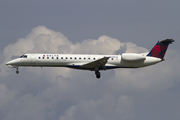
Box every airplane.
[6,39,174,78]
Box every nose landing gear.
[16,68,19,74]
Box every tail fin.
[147,39,175,59]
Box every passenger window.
[43,57,45,59]
[79,57,81,59]
[75,57,77,59]
[39,57,41,59]
[93,58,95,60]
[84,58,86,60]
[66,57,68,59]
[61,57,63,59]
[52,57,54,59]
[56,57,58,59]
[88,58,90,60]
[112,58,113,60]
[70,57,72,59]
[47,57,49,59]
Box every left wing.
[81,57,110,69]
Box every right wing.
[81,57,110,69]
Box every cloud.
[0,26,180,120]
[73,35,124,54]
[59,94,135,120]
[125,42,148,53]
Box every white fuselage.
[6,53,162,71]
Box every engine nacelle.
[121,53,146,61]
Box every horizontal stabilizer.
[159,39,175,44]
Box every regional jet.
[6,39,174,78]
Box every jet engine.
[121,53,146,61]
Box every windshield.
[20,55,27,58]
[20,55,24,58]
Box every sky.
[0,0,180,120]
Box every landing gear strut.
[95,71,101,79]
[16,68,19,74]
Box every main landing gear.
[95,71,101,79]
[16,67,19,74]
[94,67,101,79]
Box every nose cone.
[6,58,21,66]
[6,60,16,65]
[6,61,10,65]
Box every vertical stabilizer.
[147,39,174,59]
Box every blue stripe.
[65,65,120,70]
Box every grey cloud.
[0,84,18,116]
[59,94,135,120]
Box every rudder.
[147,39,174,59]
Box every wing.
[81,57,110,70]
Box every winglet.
[147,39,174,59]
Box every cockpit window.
[20,55,27,58]
[20,55,24,58]
[23,55,27,58]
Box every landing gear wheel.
[16,68,19,74]
[95,71,101,79]
[96,74,100,79]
